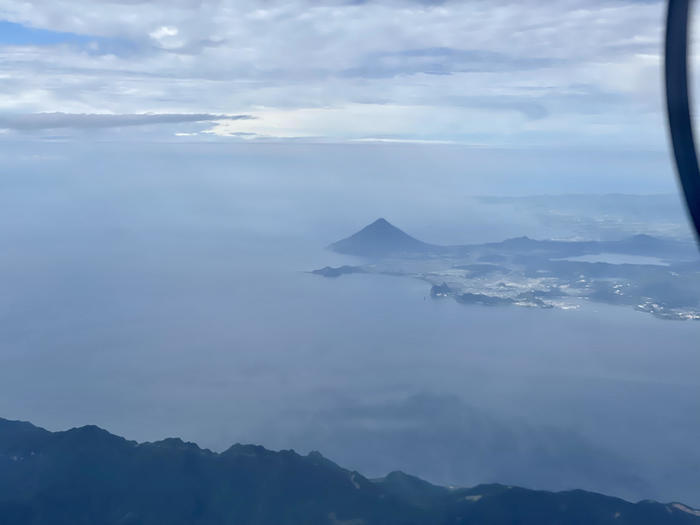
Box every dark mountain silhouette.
[311,265,366,278]
[330,218,437,257]
[329,220,697,260]
[1,418,700,525]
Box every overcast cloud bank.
[0,0,673,145]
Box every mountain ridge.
[1,417,699,525]
[328,219,697,259]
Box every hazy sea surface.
[1,143,699,505]
[2,230,700,503]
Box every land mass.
[1,417,700,525]
[314,219,700,320]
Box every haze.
[1,0,700,512]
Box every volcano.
[329,218,438,257]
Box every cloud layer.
[0,112,252,130]
[0,0,671,145]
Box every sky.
[0,0,678,148]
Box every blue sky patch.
[0,20,136,55]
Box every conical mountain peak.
[330,218,437,257]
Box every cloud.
[0,0,669,145]
[149,26,178,41]
[0,112,254,131]
[148,25,186,50]
[341,48,561,79]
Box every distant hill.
[2,418,700,525]
[330,218,438,257]
[311,265,366,278]
[329,220,697,260]
[483,234,695,258]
